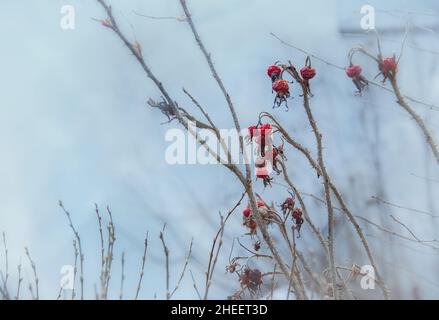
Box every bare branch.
[24,247,39,300]
[134,232,148,300]
[59,201,84,299]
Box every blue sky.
[1,0,439,299]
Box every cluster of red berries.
[266,58,317,110]
[345,55,397,93]
[281,196,304,236]
[267,64,291,109]
[242,200,265,235]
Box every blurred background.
[0,0,438,299]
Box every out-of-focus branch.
[204,192,245,300]
[24,247,39,300]
[59,201,84,299]
[159,225,170,300]
[170,238,193,299]
[134,233,148,300]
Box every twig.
[24,247,39,300]
[357,215,439,250]
[59,201,84,299]
[350,36,439,165]
[159,225,170,300]
[389,215,421,242]
[389,74,439,164]
[132,10,186,22]
[263,112,390,299]
[189,270,202,300]
[278,160,329,256]
[100,205,116,299]
[268,264,277,300]
[170,238,193,299]
[95,0,292,289]
[372,195,439,218]
[71,240,78,300]
[94,203,105,289]
[203,192,245,300]
[134,232,148,300]
[281,63,338,299]
[15,260,23,300]
[119,252,125,300]
[1,232,9,299]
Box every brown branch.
[177,5,291,282]
[96,0,297,293]
[389,75,439,164]
[350,41,439,165]
[278,160,329,256]
[281,64,338,299]
[262,112,390,299]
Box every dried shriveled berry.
[272,79,290,94]
[300,66,316,80]
[240,267,263,292]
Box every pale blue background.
[0,0,438,299]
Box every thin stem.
[134,233,148,300]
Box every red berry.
[272,79,289,93]
[300,66,316,80]
[284,197,294,206]
[292,208,302,220]
[267,65,282,79]
[346,64,362,79]
[243,207,252,218]
[381,57,397,76]
[257,200,265,208]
